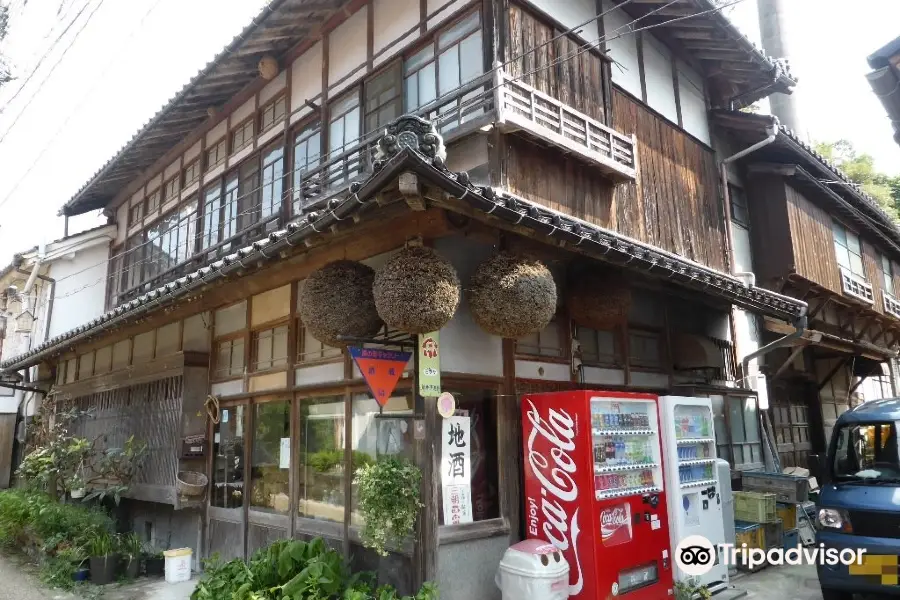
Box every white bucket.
[163,548,192,583]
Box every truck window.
[832,422,900,481]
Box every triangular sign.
[349,346,411,407]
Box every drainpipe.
[741,314,808,388]
[21,242,45,300]
[15,269,56,348]
[721,117,780,273]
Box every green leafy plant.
[87,532,115,557]
[354,457,423,557]
[674,577,712,600]
[122,532,142,560]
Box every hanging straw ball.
[468,252,557,338]
[566,267,632,330]
[373,246,460,334]
[298,260,383,346]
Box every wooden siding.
[863,240,887,316]
[506,3,607,123]
[784,184,841,294]
[746,174,792,288]
[503,88,726,270]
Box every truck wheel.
[820,588,852,600]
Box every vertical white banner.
[441,416,473,525]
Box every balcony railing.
[884,290,900,319]
[840,268,874,305]
[493,68,637,181]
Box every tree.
[0,2,10,88]
[815,139,900,223]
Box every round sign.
[437,392,456,418]
[674,535,716,577]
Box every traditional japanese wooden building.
[0,0,808,597]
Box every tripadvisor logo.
[675,535,867,574]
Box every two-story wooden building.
[0,0,805,596]
[715,110,900,469]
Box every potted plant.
[87,533,119,585]
[143,545,165,576]
[354,456,423,556]
[58,545,89,582]
[68,473,86,499]
[674,577,711,600]
[120,533,142,579]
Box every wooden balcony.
[493,68,637,181]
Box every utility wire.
[0,0,106,143]
[27,0,747,307]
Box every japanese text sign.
[349,347,411,407]
[417,331,441,397]
[441,416,473,525]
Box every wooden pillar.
[413,361,440,587]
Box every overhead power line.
[28,0,748,308]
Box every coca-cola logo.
[600,507,628,539]
[525,399,584,597]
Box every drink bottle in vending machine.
[523,390,674,600]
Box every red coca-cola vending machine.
[522,390,674,599]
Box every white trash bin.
[496,539,570,600]
[163,548,192,583]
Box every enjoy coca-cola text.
[525,399,585,597]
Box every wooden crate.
[777,503,798,529]
[742,472,809,503]
[734,491,778,523]
[763,519,784,550]
[735,521,767,572]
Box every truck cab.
[811,398,900,599]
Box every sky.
[0,0,898,268]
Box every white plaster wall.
[46,243,111,340]
[677,60,709,144]
[259,71,287,105]
[329,7,368,93]
[426,0,468,29]
[374,0,419,58]
[603,4,641,98]
[642,35,677,123]
[164,158,180,180]
[206,119,228,145]
[434,237,504,378]
[184,140,201,163]
[291,42,324,120]
[231,98,256,126]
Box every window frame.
[231,117,255,154]
[213,332,247,381]
[259,94,287,133]
[515,314,568,361]
[295,316,342,366]
[712,394,765,471]
[145,187,161,216]
[250,319,291,373]
[833,220,866,279]
[128,202,143,228]
[183,159,201,187]
[291,118,323,213]
[364,61,403,136]
[206,137,227,171]
[163,174,180,202]
[881,253,894,294]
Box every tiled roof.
[0,118,807,373]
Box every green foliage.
[354,457,423,557]
[307,450,374,474]
[815,139,900,223]
[191,538,438,600]
[674,577,711,600]
[122,532,143,559]
[87,532,116,557]
[0,3,10,87]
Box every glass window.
[327,91,362,188]
[833,221,865,278]
[183,159,200,186]
[250,400,291,514]
[404,45,437,111]
[260,95,287,132]
[212,405,246,509]
[124,236,143,291]
[260,144,284,220]
[238,158,260,231]
[629,330,662,370]
[365,63,402,135]
[145,189,161,215]
[293,122,322,212]
[207,138,227,170]
[350,393,415,527]
[202,182,223,250]
[577,327,621,366]
[253,324,289,371]
[222,172,239,241]
[176,199,198,263]
[437,389,500,525]
[882,254,893,292]
[832,422,900,482]
[713,395,763,469]
[232,119,254,153]
[297,320,341,363]
[164,175,180,201]
[215,338,245,378]
[517,317,563,357]
[297,395,347,522]
[128,203,142,227]
[730,185,749,229]
[65,357,77,384]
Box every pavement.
[736,563,823,599]
[0,553,195,600]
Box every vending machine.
[522,390,674,600]
[659,395,729,592]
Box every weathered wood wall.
[784,183,841,294]
[503,88,726,270]
[745,174,792,288]
[862,240,887,316]
[506,3,607,123]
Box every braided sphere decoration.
[297,260,383,346]
[373,246,461,334]
[468,252,557,338]
[566,267,632,330]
